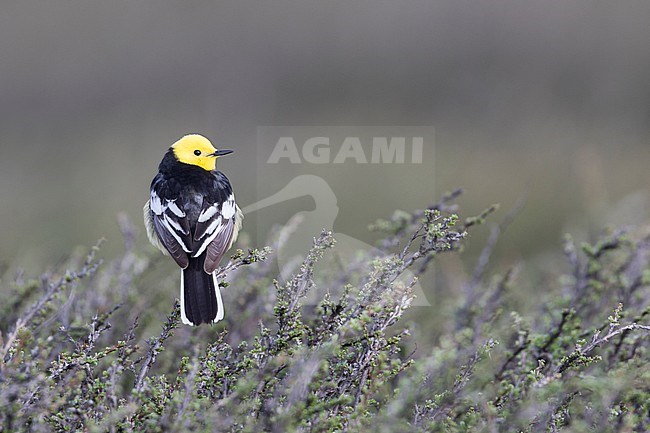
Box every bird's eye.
[194,150,201,156]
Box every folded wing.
[194,193,237,273]
[149,190,191,268]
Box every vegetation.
[1,191,649,432]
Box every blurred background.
[1,1,649,282]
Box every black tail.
[180,254,224,326]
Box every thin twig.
[134,301,180,392]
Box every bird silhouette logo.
[243,175,431,306]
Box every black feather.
[182,253,219,325]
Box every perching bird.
[144,134,242,326]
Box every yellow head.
[171,134,233,171]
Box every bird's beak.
[211,149,233,157]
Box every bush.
[1,192,649,432]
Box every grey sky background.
[1,1,649,265]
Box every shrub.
[1,192,649,432]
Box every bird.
[144,134,243,326]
